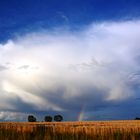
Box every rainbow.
[77,105,85,121]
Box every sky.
[0,0,140,121]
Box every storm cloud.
[0,20,140,121]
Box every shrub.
[54,115,63,122]
[135,117,140,120]
[28,115,36,122]
[44,116,52,122]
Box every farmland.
[0,120,140,140]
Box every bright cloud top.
[0,20,140,121]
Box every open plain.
[0,120,140,140]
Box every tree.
[54,115,63,122]
[44,116,52,122]
[135,117,140,120]
[28,115,37,122]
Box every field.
[0,120,140,140]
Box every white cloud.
[0,20,140,120]
[0,111,26,121]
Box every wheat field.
[0,120,140,140]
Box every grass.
[0,120,140,140]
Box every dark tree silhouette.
[28,115,36,122]
[44,116,52,122]
[135,117,140,120]
[54,115,63,122]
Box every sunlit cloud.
[0,20,140,121]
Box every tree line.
[28,115,63,122]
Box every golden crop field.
[0,120,140,140]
